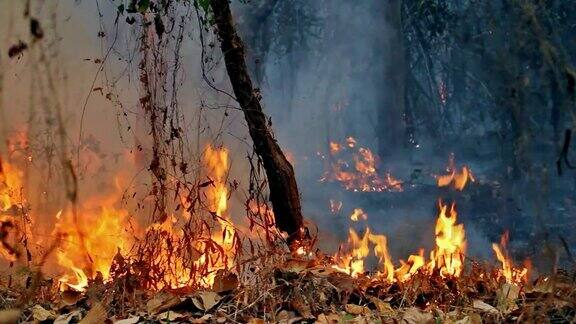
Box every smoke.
[0,0,559,274]
[248,0,497,262]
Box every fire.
[0,158,24,214]
[321,137,402,192]
[437,154,475,190]
[0,159,25,262]
[349,208,367,222]
[145,144,238,290]
[333,201,466,282]
[333,228,394,279]
[204,145,234,246]
[432,200,466,277]
[55,207,132,291]
[492,232,529,284]
[394,249,426,282]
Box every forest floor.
[1,254,575,324]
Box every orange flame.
[433,200,466,277]
[492,231,529,284]
[437,155,475,190]
[55,207,132,291]
[333,228,394,280]
[333,201,466,281]
[0,159,25,262]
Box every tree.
[208,0,306,246]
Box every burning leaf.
[191,291,221,312]
[0,309,20,324]
[31,305,56,321]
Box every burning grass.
[0,144,574,323]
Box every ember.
[320,137,403,192]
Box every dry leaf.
[315,313,340,324]
[54,310,83,324]
[212,270,238,293]
[146,292,182,315]
[61,289,83,305]
[191,291,221,311]
[455,313,482,324]
[191,314,213,323]
[157,311,186,322]
[344,304,370,316]
[496,283,519,312]
[368,296,394,315]
[114,316,140,324]
[79,302,107,324]
[31,305,56,321]
[402,307,434,324]
[472,299,498,314]
[247,318,265,324]
[0,309,20,324]
[282,259,309,273]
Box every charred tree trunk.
[209,0,305,245]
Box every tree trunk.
[209,0,305,245]
[378,0,406,158]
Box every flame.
[333,201,466,281]
[333,228,394,280]
[0,159,25,262]
[204,145,234,246]
[322,137,402,192]
[437,155,475,190]
[492,232,529,284]
[0,159,24,214]
[349,208,367,222]
[394,249,426,282]
[433,200,466,277]
[55,207,132,291]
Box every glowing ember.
[321,137,402,192]
[492,231,529,284]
